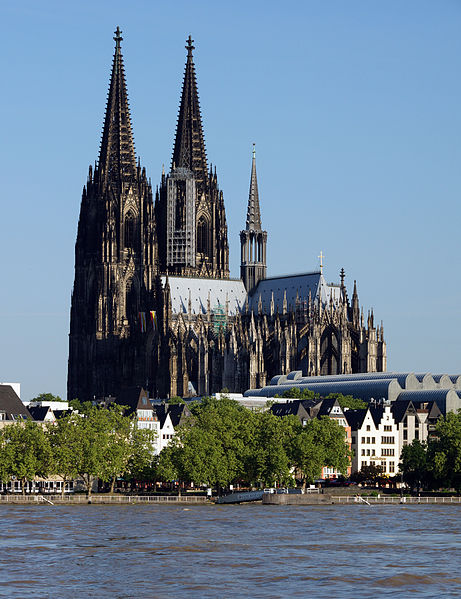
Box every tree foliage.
[281,387,320,400]
[429,412,461,492]
[159,397,252,491]
[0,405,156,496]
[291,417,351,487]
[0,421,52,494]
[167,396,186,405]
[325,393,367,410]
[157,396,351,493]
[399,439,430,492]
[351,464,385,485]
[30,392,64,403]
[397,413,461,492]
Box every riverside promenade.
[0,494,209,505]
[2,493,460,506]
[262,493,461,505]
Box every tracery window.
[197,216,209,254]
[125,212,134,249]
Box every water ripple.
[0,504,460,598]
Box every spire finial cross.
[186,35,195,57]
[318,251,325,273]
[252,143,256,159]
[114,26,123,49]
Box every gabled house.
[109,387,160,446]
[0,385,32,426]
[415,401,442,441]
[346,404,399,476]
[152,403,193,453]
[390,400,426,449]
[270,400,310,425]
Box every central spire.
[246,144,262,230]
[171,36,208,187]
[98,27,137,186]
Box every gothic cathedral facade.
[67,29,386,402]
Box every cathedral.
[67,29,386,402]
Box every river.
[0,504,460,598]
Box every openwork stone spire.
[246,144,262,230]
[98,27,137,185]
[171,36,208,187]
[240,145,267,292]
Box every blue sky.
[1,0,460,400]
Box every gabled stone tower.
[67,28,156,402]
[240,145,267,292]
[155,36,229,279]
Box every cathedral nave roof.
[249,271,341,314]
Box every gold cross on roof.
[318,251,325,273]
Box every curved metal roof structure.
[397,389,460,415]
[270,372,420,391]
[245,379,402,403]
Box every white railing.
[336,495,461,504]
[0,494,209,504]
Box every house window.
[382,436,395,444]
[366,425,371,431]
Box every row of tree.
[0,397,352,496]
[400,412,461,493]
[0,403,156,497]
[156,396,351,492]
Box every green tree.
[0,421,52,494]
[30,392,64,403]
[399,439,429,493]
[281,387,319,400]
[159,396,252,494]
[125,427,158,483]
[49,404,157,496]
[351,464,384,486]
[167,396,186,405]
[325,393,367,410]
[47,415,82,498]
[429,412,461,492]
[249,412,297,487]
[290,417,350,489]
[59,404,132,498]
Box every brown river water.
[0,504,460,598]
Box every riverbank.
[2,493,461,505]
[0,494,209,505]
[263,493,461,505]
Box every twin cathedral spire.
[68,28,263,400]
